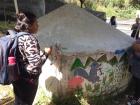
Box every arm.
[23,35,47,76]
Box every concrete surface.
[37,4,134,53]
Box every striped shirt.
[17,33,47,76]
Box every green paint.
[71,58,84,71]
[71,54,124,71]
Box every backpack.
[0,30,28,85]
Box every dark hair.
[15,11,37,32]
[22,11,36,25]
[110,16,116,26]
[110,16,116,22]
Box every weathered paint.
[34,49,131,104]
[34,4,134,104]
[68,50,131,95]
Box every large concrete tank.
[35,4,134,103]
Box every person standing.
[131,18,140,40]
[10,11,51,105]
[110,16,117,28]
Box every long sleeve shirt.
[17,33,47,77]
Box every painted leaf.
[71,58,84,71]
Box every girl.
[12,11,51,105]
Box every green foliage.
[131,0,140,6]
[135,4,140,8]
[51,93,81,105]
[84,0,97,10]
[95,0,131,8]
[83,0,139,19]
[51,87,89,105]
[33,81,133,105]
[0,21,15,33]
[34,80,134,105]
[34,87,51,105]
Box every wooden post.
[14,0,19,14]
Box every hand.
[44,47,52,55]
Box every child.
[12,11,52,105]
[131,18,140,40]
[110,16,117,28]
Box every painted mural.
[38,48,131,100]
[35,4,134,104]
[65,49,131,95]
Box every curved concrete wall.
[34,4,134,104]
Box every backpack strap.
[16,32,29,37]
[8,30,16,37]
[8,30,29,38]
[9,30,30,55]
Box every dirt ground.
[0,79,135,105]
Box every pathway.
[107,19,135,36]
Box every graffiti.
[68,51,130,95]
[71,58,85,71]
[37,49,130,98]
[71,51,127,72]
[68,76,84,89]
[74,61,101,83]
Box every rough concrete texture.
[37,4,134,53]
[34,4,135,104]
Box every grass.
[0,21,15,34]
[33,81,134,105]
[34,87,52,105]
[0,85,14,105]
[0,82,134,105]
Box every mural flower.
[68,76,84,89]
